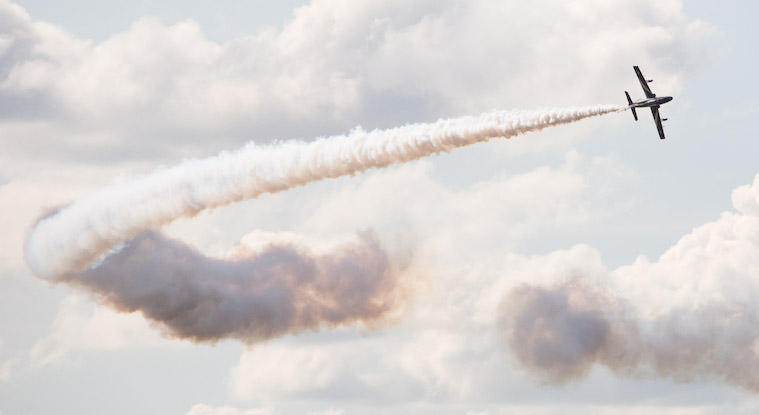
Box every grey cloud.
[24,106,618,345]
[67,230,407,344]
[0,2,70,121]
[500,279,640,385]
[500,279,759,393]
[497,175,759,393]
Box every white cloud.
[0,358,15,381]
[614,175,759,315]
[299,155,586,250]
[0,0,736,413]
[185,404,272,415]
[307,409,344,415]
[225,245,608,404]
[0,0,712,162]
[732,174,759,217]
[229,331,462,403]
[0,338,16,382]
[230,343,343,399]
[29,294,184,368]
[496,174,759,392]
[227,172,759,403]
[460,404,756,415]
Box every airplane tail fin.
[625,91,638,121]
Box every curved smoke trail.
[25,105,622,343]
[27,105,621,279]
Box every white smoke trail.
[24,105,622,344]
[26,105,622,280]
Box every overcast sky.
[2,1,759,414]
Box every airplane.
[625,66,673,139]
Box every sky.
[1,0,759,414]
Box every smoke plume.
[26,106,621,343]
[67,231,406,344]
[26,106,621,280]
[500,279,759,392]
[500,279,640,384]
[499,175,759,393]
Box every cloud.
[0,0,731,411]
[0,0,711,162]
[220,150,628,403]
[185,404,272,415]
[22,106,620,350]
[0,338,17,381]
[499,279,638,384]
[28,294,177,367]
[230,343,343,399]
[68,230,409,344]
[298,149,638,261]
[229,333,438,403]
[226,248,602,404]
[0,358,16,382]
[307,410,345,415]
[0,0,88,119]
[498,174,759,392]
[732,174,759,217]
[226,172,759,403]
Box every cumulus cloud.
[230,343,343,398]
[0,339,17,381]
[22,105,619,349]
[28,294,176,367]
[185,404,272,415]
[0,0,731,411]
[218,151,633,402]
[226,173,759,402]
[0,0,710,162]
[498,174,759,392]
[229,333,436,403]
[0,359,13,381]
[307,410,344,415]
[300,149,635,252]
[732,174,759,217]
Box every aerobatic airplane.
[625,66,673,139]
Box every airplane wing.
[651,106,666,139]
[634,66,656,98]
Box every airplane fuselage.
[624,66,672,139]
[630,96,673,108]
